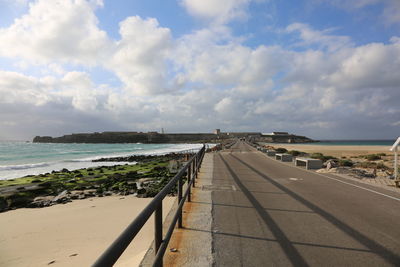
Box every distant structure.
[271,132,289,135]
[33,130,315,144]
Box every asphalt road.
[211,141,400,266]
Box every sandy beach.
[0,195,175,267]
[261,143,393,158]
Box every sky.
[0,0,399,141]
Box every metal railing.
[92,145,206,267]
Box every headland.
[33,130,315,144]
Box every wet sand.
[0,196,175,267]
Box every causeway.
[164,141,400,266]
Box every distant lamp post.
[390,137,400,184]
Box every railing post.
[178,175,183,228]
[188,164,191,202]
[193,156,197,188]
[154,202,163,261]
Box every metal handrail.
[92,145,206,267]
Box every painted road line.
[256,150,400,202]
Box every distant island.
[33,130,316,144]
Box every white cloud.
[174,26,287,98]
[382,0,400,25]
[0,0,399,140]
[0,70,103,112]
[180,0,251,24]
[0,71,51,106]
[286,23,353,52]
[0,0,110,65]
[60,72,98,111]
[322,0,400,25]
[329,42,400,89]
[108,16,172,95]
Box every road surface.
[211,141,400,266]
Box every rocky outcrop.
[33,131,316,143]
[259,134,315,143]
[33,132,221,143]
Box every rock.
[168,160,180,173]
[0,197,8,212]
[152,166,167,172]
[40,181,53,188]
[125,171,138,180]
[31,196,54,207]
[52,190,69,203]
[70,194,79,200]
[127,181,138,190]
[128,189,136,194]
[138,178,154,183]
[83,189,96,197]
[137,188,146,195]
[69,190,84,199]
[108,173,124,180]
[325,160,337,170]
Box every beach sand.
[261,143,393,158]
[0,195,175,267]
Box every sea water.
[311,140,395,146]
[0,142,204,180]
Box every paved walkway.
[165,141,400,266]
[163,152,214,266]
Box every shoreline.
[0,152,189,212]
[0,150,202,266]
[0,143,206,181]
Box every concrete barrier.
[275,153,292,162]
[295,158,323,169]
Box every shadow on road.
[229,153,400,266]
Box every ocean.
[312,140,395,146]
[0,142,205,180]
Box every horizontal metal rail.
[92,145,206,267]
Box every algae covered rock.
[0,196,7,212]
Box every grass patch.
[310,153,337,162]
[287,150,302,156]
[364,154,382,161]
[275,148,288,153]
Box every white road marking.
[257,150,400,202]
[317,173,400,202]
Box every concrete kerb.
[161,153,214,266]
[140,153,214,266]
